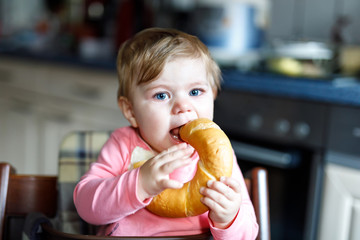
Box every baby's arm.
[74,167,143,225]
[73,134,147,225]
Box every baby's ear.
[118,97,138,128]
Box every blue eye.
[189,89,201,96]
[155,92,169,100]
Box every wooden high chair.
[0,163,57,240]
[0,131,270,240]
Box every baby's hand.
[137,143,194,201]
[200,177,242,229]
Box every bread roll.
[145,118,233,217]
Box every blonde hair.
[116,28,221,100]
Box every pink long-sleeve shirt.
[73,126,258,239]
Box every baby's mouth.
[170,126,183,142]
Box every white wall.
[268,0,360,44]
[0,57,128,175]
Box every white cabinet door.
[318,163,360,240]
[303,0,336,41]
[268,0,360,44]
[0,58,127,175]
[268,0,297,40]
[343,0,360,44]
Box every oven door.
[231,139,320,240]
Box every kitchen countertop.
[1,52,360,107]
[221,70,360,107]
[0,49,117,71]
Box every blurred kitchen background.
[1,0,360,240]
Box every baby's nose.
[172,97,193,114]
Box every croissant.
[145,118,233,217]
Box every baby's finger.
[160,179,184,190]
[207,180,234,198]
[200,192,224,213]
[157,143,188,158]
[161,144,193,161]
[220,177,241,194]
[200,184,228,208]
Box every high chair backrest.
[57,131,112,234]
[0,162,57,240]
[0,163,12,236]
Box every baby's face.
[129,57,214,153]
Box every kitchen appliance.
[191,0,263,66]
[214,85,360,240]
